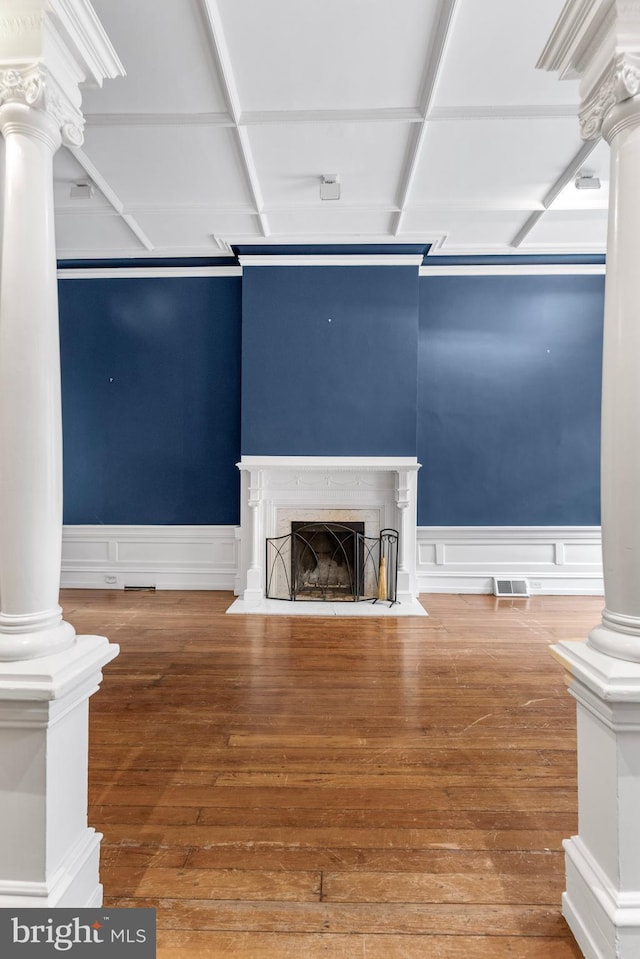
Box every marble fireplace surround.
[228,456,424,616]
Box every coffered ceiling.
[52,0,609,259]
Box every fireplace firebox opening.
[265,523,399,604]
[292,521,364,601]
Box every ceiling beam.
[68,146,155,251]
[393,0,460,236]
[510,139,600,247]
[198,0,270,237]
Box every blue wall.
[59,276,241,524]
[241,266,419,456]
[57,264,606,528]
[417,274,604,525]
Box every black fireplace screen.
[265,523,398,603]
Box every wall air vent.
[493,578,529,597]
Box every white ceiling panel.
[521,210,609,251]
[410,118,585,207]
[55,213,145,257]
[136,211,262,249]
[249,122,412,208]
[82,125,253,208]
[82,0,229,115]
[267,207,393,239]
[548,138,610,211]
[54,150,113,212]
[35,1,613,256]
[433,0,580,109]
[216,0,440,113]
[400,210,530,252]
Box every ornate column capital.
[538,0,640,140]
[579,51,640,139]
[0,63,84,147]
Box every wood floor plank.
[321,871,562,905]
[155,931,583,959]
[97,823,570,852]
[58,588,596,958]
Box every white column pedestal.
[0,635,119,908]
[552,641,640,959]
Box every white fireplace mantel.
[230,456,421,614]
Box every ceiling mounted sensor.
[574,172,601,190]
[70,180,94,200]
[320,174,340,201]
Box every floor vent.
[124,585,156,591]
[493,578,529,597]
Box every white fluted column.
[0,86,75,661]
[0,0,124,908]
[540,6,640,957]
[588,87,640,662]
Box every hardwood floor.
[62,588,602,958]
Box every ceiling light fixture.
[70,180,95,200]
[320,174,340,201]
[574,173,601,190]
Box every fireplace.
[231,456,421,613]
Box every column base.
[0,634,118,908]
[242,568,264,607]
[588,622,640,664]
[563,836,640,959]
[0,829,103,908]
[0,617,76,662]
[551,640,640,959]
[396,569,417,605]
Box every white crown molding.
[419,263,605,276]
[49,0,125,85]
[57,266,241,279]
[238,254,424,268]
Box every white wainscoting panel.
[61,526,239,590]
[61,525,603,595]
[417,527,603,594]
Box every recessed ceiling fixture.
[69,180,95,200]
[574,172,601,190]
[320,174,340,201]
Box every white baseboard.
[61,524,603,595]
[61,525,239,590]
[417,526,603,595]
